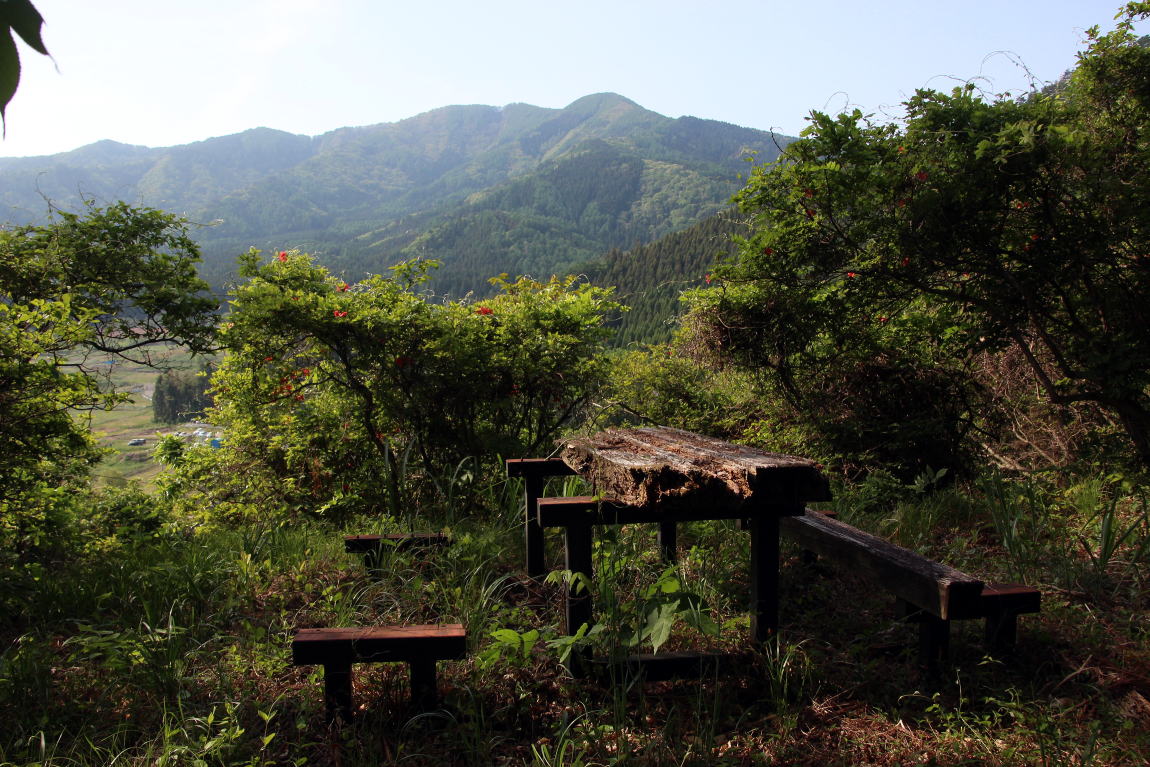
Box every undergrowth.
[2,471,1149,765]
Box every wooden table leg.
[564,520,594,636]
[749,515,780,644]
[525,473,545,578]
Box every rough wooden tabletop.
[558,426,830,513]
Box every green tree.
[0,203,217,562]
[688,4,1150,472]
[162,251,619,524]
[153,363,214,424]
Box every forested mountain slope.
[0,94,789,295]
[582,210,750,346]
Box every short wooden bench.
[780,510,1040,666]
[291,624,467,723]
[344,533,451,568]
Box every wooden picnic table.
[507,426,830,647]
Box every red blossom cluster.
[475,306,493,315]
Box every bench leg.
[918,615,951,670]
[984,610,1019,653]
[323,661,354,724]
[409,658,438,709]
[658,521,678,563]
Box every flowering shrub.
[164,251,620,523]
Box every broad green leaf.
[2,0,46,53]
[0,28,18,123]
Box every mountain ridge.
[0,93,791,296]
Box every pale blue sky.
[0,0,1137,158]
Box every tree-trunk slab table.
[511,427,830,650]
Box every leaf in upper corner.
[0,29,18,124]
[3,0,47,54]
[0,0,49,129]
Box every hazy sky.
[0,0,1138,158]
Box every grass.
[2,474,1150,765]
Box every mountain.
[0,93,790,296]
[582,209,751,346]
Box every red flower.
[338,282,350,292]
[705,274,712,284]
[915,171,929,182]
[475,306,494,315]
[762,247,774,256]
[333,310,348,318]
[877,316,889,323]
[897,199,907,208]
[264,355,275,362]
[300,367,311,376]
[901,257,910,267]
[805,209,815,218]
[277,251,288,262]
[803,188,814,198]
[847,272,857,278]
[394,356,411,368]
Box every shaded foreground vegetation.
[2,471,1149,765]
[5,5,1150,765]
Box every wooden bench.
[780,510,1040,666]
[344,533,451,568]
[291,624,467,723]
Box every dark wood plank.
[292,624,467,665]
[558,427,829,514]
[505,457,578,479]
[536,495,796,527]
[978,583,1041,616]
[780,510,984,620]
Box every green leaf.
[2,0,47,54]
[645,602,678,652]
[0,28,19,125]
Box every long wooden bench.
[292,624,467,723]
[344,533,451,568]
[780,510,1040,666]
